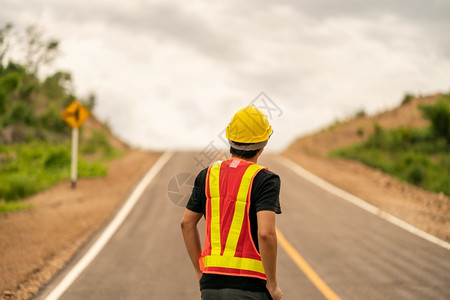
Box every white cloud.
[1,0,449,151]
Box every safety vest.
[199,158,267,280]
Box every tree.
[0,23,13,69]
[84,93,96,110]
[419,98,450,143]
[24,25,59,75]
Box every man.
[181,105,282,300]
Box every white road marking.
[44,151,174,300]
[275,155,450,251]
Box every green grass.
[0,201,33,214]
[331,126,450,196]
[331,97,450,196]
[0,139,122,213]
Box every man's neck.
[231,155,258,164]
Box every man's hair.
[229,142,261,159]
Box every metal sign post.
[70,127,79,188]
[62,101,90,189]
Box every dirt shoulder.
[282,95,449,242]
[0,150,161,300]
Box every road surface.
[35,152,450,300]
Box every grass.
[0,137,122,213]
[331,126,450,196]
[332,97,450,196]
[0,201,33,214]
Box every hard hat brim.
[228,139,268,151]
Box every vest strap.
[209,161,222,256]
[202,255,265,274]
[222,164,264,256]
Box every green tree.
[419,98,450,143]
[0,22,13,68]
[42,71,72,100]
[24,25,59,75]
[401,93,414,105]
[84,93,96,110]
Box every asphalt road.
[35,152,450,300]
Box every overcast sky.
[2,0,450,151]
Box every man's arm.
[181,208,203,281]
[257,210,282,300]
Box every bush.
[332,120,450,195]
[39,107,69,134]
[10,102,31,123]
[402,93,414,105]
[419,99,450,142]
[355,109,366,118]
[44,148,70,169]
[42,71,72,99]
[19,80,38,99]
[0,174,38,201]
[81,130,118,158]
[367,123,385,148]
[0,92,7,115]
[356,127,364,137]
[0,72,20,93]
[405,163,424,185]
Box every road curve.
[35,152,450,300]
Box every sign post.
[61,101,90,189]
[70,127,79,189]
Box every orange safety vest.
[199,158,267,280]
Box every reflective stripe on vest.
[200,159,266,279]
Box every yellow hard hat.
[225,105,273,145]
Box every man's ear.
[256,147,264,158]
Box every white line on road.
[44,151,174,300]
[275,155,450,251]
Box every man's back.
[181,105,283,299]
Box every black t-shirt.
[186,164,281,292]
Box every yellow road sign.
[61,101,90,128]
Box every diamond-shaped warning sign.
[61,101,90,128]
